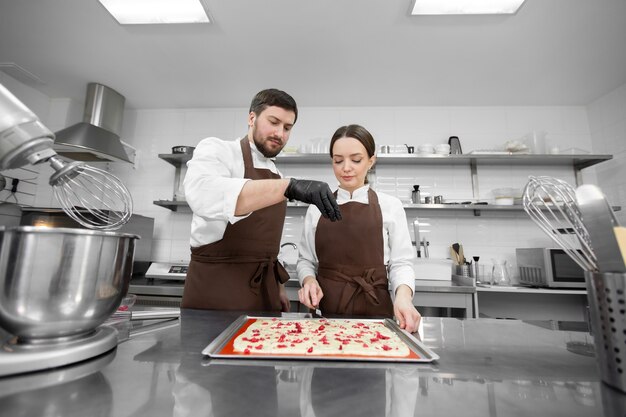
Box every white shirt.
[183,136,282,247]
[297,185,416,295]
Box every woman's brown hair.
[329,124,376,158]
[329,124,376,184]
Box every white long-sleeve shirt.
[183,136,282,247]
[297,185,416,295]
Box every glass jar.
[491,259,511,286]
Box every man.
[181,88,341,312]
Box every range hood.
[54,83,132,163]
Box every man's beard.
[251,127,284,158]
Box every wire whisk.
[522,176,597,272]
[48,156,133,230]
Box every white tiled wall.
[8,73,624,280]
[109,104,596,276]
[587,82,626,226]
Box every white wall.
[586,82,626,226]
[6,73,621,281]
[111,104,596,281]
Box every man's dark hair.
[249,88,298,123]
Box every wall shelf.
[153,200,191,212]
[154,152,617,213]
[158,153,192,167]
[274,153,612,170]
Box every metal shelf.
[158,153,192,167]
[154,153,617,213]
[153,200,191,212]
[274,153,613,170]
[153,200,310,211]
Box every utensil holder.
[456,264,470,277]
[585,271,626,393]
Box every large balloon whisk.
[47,156,133,230]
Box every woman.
[297,124,421,333]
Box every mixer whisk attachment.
[523,176,597,272]
[48,156,133,230]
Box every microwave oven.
[515,248,586,289]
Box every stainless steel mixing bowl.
[0,226,139,340]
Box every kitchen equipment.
[411,185,421,204]
[457,264,470,277]
[435,144,450,155]
[145,261,189,280]
[404,144,415,154]
[20,209,154,275]
[48,156,133,229]
[417,144,435,155]
[585,271,626,393]
[523,131,547,154]
[0,225,139,376]
[516,248,586,288]
[413,258,452,281]
[448,136,462,154]
[492,187,520,205]
[434,195,444,204]
[424,196,433,204]
[522,176,597,272]
[0,82,133,230]
[54,83,132,163]
[450,243,464,265]
[575,184,626,273]
[470,256,480,279]
[491,259,510,286]
[172,145,195,154]
[202,315,439,363]
[379,145,390,154]
[413,218,422,257]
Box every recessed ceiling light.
[98,0,211,24]
[411,0,526,15]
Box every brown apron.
[315,188,394,317]
[181,137,289,311]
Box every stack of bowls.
[418,144,435,155]
[435,144,451,155]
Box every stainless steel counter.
[1,309,625,416]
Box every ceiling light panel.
[98,0,210,24]
[411,0,526,15]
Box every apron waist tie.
[191,253,290,294]
[318,266,388,314]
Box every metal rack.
[153,153,615,212]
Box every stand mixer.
[0,82,137,376]
[0,82,132,230]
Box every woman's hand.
[394,285,421,333]
[298,276,324,309]
[279,284,291,312]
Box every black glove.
[284,178,342,222]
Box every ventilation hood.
[54,83,132,163]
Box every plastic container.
[523,131,546,154]
[492,188,520,206]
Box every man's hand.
[284,179,342,221]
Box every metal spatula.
[576,184,626,273]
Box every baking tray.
[202,315,439,363]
